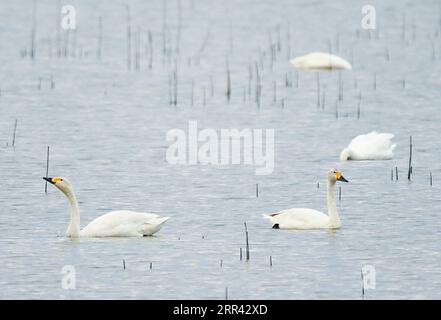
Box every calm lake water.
[1,0,441,299]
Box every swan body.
[44,177,169,238]
[264,169,348,230]
[264,208,332,229]
[79,211,169,237]
[289,52,352,70]
[340,131,396,161]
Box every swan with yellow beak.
[264,169,348,229]
[44,177,170,237]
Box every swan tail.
[156,216,170,224]
[263,214,282,229]
[263,213,282,225]
[141,217,170,236]
[391,143,397,151]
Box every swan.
[43,177,170,237]
[340,131,396,161]
[289,52,352,70]
[263,169,348,229]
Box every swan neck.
[340,148,351,161]
[327,180,340,227]
[65,188,80,237]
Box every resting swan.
[43,177,170,237]
[263,169,348,229]
[289,52,352,70]
[340,131,396,161]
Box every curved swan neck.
[327,180,341,227]
[63,187,81,238]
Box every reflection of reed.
[226,58,231,101]
[244,222,250,261]
[12,119,18,148]
[45,146,50,194]
[408,136,413,180]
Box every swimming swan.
[263,169,348,229]
[289,52,352,70]
[43,177,170,237]
[340,131,396,161]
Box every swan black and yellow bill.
[43,177,63,184]
[336,172,349,182]
[43,177,55,184]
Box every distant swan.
[44,177,170,237]
[289,52,352,70]
[263,169,348,229]
[340,131,396,161]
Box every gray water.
[1,0,441,299]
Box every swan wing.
[264,208,330,229]
[347,131,395,160]
[79,211,170,237]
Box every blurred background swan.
[340,131,396,160]
[43,177,169,238]
[289,52,352,70]
[263,169,348,229]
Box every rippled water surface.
[1,0,441,299]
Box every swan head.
[328,169,349,183]
[43,177,73,195]
[339,148,352,161]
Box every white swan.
[44,177,170,237]
[263,169,348,229]
[289,52,352,70]
[340,131,396,161]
